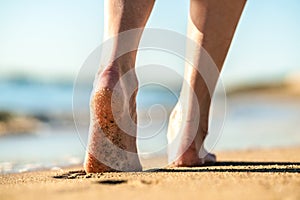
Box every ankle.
[105,62,138,82]
[109,57,136,75]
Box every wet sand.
[1,147,300,200]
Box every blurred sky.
[0,0,299,86]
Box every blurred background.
[1,0,300,173]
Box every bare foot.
[167,103,216,167]
[170,145,216,167]
[84,66,142,173]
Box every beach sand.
[1,147,300,200]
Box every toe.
[203,153,216,164]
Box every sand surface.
[1,147,300,200]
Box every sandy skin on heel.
[84,88,142,173]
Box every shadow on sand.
[53,161,300,180]
[146,161,300,173]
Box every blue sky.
[0,0,299,85]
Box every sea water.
[1,80,300,174]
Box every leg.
[168,0,246,166]
[84,0,155,172]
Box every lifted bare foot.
[84,66,142,173]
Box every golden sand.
[1,147,300,200]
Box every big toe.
[202,153,216,164]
